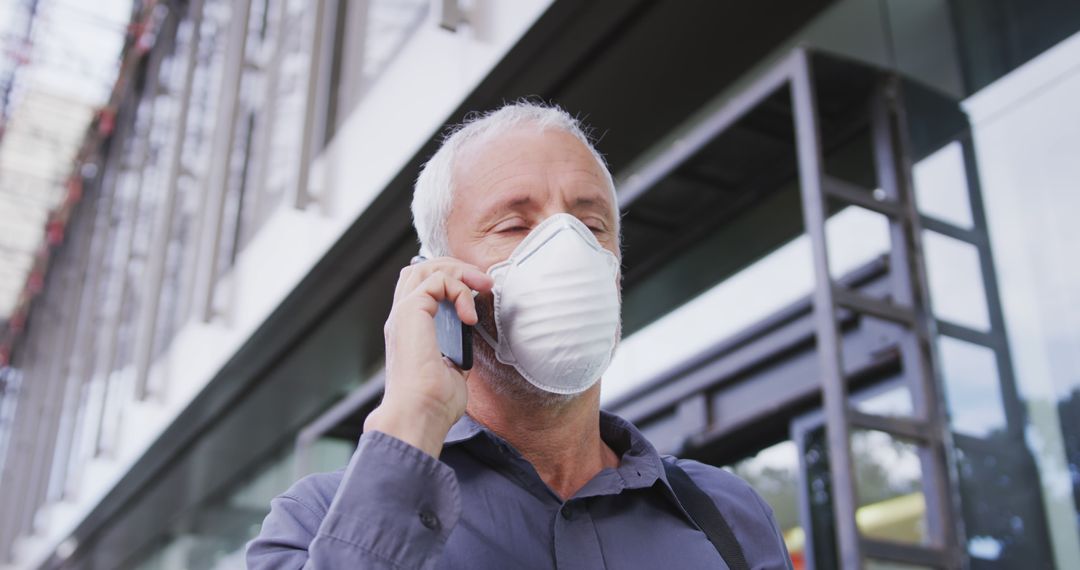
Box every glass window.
[922,231,991,331]
[324,0,430,141]
[726,441,804,567]
[153,0,233,358]
[968,27,1080,563]
[937,336,1007,437]
[799,419,931,569]
[232,0,313,250]
[912,142,974,229]
[133,439,352,570]
[217,0,276,266]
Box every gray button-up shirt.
[247,412,792,569]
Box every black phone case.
[435,299,472,370]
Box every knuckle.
[383,312,396,333]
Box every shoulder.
[666,456,775,525]
[665,456,793,569]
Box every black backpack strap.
[663,460,750,570]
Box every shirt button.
[560,506,574,520]
[419,510,440,530]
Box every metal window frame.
[0,341,39,561]
[19,230,81,536]
[236,0,288,250]
[293,0,334,211]
[60,98,134,497]
[193,0,254,323]
[133,0,207,402]
[46,184,104,503]
[90,37,173,457]
[0,257,73,553]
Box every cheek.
[477,238,523,270]
[449,233,505,270]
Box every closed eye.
[582,218,608,233]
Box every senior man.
[247,102,793,569]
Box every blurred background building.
[0,0,1078,568]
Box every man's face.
[444,125,620,402]
[445,126,619,269]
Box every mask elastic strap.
[473,320,500,355]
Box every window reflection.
[134,438,352,570]
[854,384,914,418]
[937,335,1007,438]
[726,440,805,568]
[851,430,927,545]
[953,432,1054,567]
[912,142,974,229]
[922,231,991,332]
[800,423,931,569]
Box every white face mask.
[475,213,621,395]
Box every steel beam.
[871,80,964,562]
[790,48,863,570]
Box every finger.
[452,282,479,325]
[422,258,493,292]
[410,273,477,324]
[401,267,490,319]
[415,259,491,291]
[393,265,415,305]
[460,267,493,293]
[413,272,475,322]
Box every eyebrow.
[488,195,536,215]
[476,194,538,227]
[478,190,616,228]
[570,196,611,211]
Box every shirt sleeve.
[247,430,462,569]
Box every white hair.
[411,101,618,257]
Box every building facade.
[1,0,1079,568]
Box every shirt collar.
[442,410,669,493]
[444,412,484,445]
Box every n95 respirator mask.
[475,213,621,395]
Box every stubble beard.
[472,294,580,409]
[470,293,625,409]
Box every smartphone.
[411,256,473,370]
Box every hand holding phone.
[411,255,473,370]
[368,255,490,457]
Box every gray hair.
[411,101,618,257]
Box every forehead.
[451,126,614,212]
